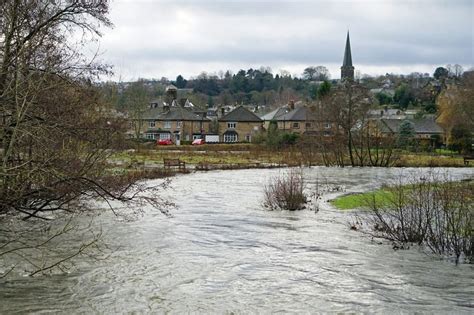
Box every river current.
[1,167,473,313]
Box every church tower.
[341,31,354,81]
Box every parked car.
[192,139,205,145]
[157,138,173,145]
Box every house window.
[177,121,182,129]
[224,133,238,143]
[245,134,251,142]
[148,121,156,128]
[159,133,170,140]
[324,123,331,129]
[145,133,157,140]
[227,122,236,129]
[292,122,300,129]
[164,121,171,129]
[305,122,312,128]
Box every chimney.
[221,107,225,117]
[289,100,295,110]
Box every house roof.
[276,106,314,121]
[379,118,444,134]
[260,106,291,121]
[220,106,262,122]
[143,106,210,121]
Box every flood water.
[1,167,473,313]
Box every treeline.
[100,64,469,116]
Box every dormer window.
[227,122,236,129]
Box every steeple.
[341,31,355,81]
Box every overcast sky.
[94,0,473,81]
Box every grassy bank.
[109,144,470,170]
[330,189,394,210]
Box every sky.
[93,0,474,81]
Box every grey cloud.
[100,0,473,79]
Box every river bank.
[109,145,470,174]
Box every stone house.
[218,106,263,143]
[372,117,445,146]
[135,104,211,143]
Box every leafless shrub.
[263,169,307,210]
[360,172,473,264]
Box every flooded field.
[1,167,473,313]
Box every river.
[1,167,473,313]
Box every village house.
[372,117,445,147]
[218,106,263,143]
[133,103,211,144]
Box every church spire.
[341,31,355,81]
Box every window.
[245,134,251,142]
[164,121,171,129]
[292,122,300,129]
[145,133,157,140]
[224,133,238,142]
[227,122,236,129]
[324,123,332,129]
[159,133,170,140]
[305,122,312,128]
[148,121,156,128]
[177,121,182,129]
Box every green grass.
[330,189,395,210]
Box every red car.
[157,138,173,145]
[192,139,205,145]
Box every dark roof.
[379,118,444,134]
[260,106,291,121]
[342,31,353,67]
[220,106,262,122]
[276,106,314,121]
[142,106,210,121]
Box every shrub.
[360,173,473,264]
[263,169,307,210]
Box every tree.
[303,66,330,81]
[397,120,415,149]
[0,0,168,276]
[175,75,187,88]
[316,82,375,166]
[436,71,474,150]
[316,81,331,99]
[393,83,414,109]
[433,67,449,80]
[124,80,150,140]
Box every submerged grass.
[330,189,394,210]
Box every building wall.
[133,119,210,141]
[218,121,262,142]
[276,120,319,134]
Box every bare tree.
[302,66,330,81]
[0,1,170,276]
[313,82,397,166]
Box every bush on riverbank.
[351,174,473,264]
[263,169,307,210]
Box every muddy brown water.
[1,167,473,313]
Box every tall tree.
[0,0,167,276]
[303,66,330,81]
